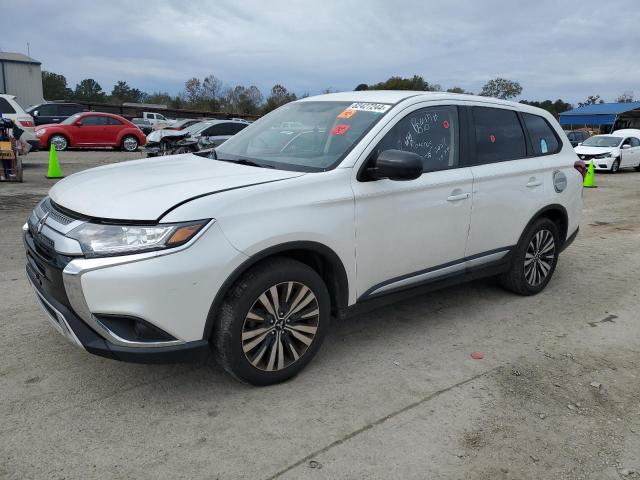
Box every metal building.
[559,102,640,133]
[0,52,44,108]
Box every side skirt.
[336,254,513,320]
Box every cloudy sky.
[3,0,639,104]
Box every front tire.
[213,258,330,385]
[611,158,620,173]
[500,218,560,296]
[49,134,68,151]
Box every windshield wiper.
[218,157,275,169]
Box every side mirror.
[32,110,39,117]
[369,149,423,181]
[577,142,582,146]
[75,121,83,126]
[622,144,631,150]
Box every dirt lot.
[1,150,639,480]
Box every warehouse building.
[0,52,43,108]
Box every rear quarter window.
[472,107,526,164]
[0,98,16,114]
[522,113,560,155]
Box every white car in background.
[25,91,583,385]
[574,129,640,172]
[0,94,39,150]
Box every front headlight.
[67,220,210,257]
[594,152,612,159]
[35,129,46,136]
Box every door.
[620,137,640,167]
[74,115,110,145]
[200,122,237,147]
[352,104,473,299]
[466,107,548,258]
[34,104,61,125]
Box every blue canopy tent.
[559,102,640,130]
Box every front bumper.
[26,267,208,364]
[23,202,216,364]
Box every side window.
[522,113,560,155]
[62,105,82,116]
[204,123,236,136]
[106,117,123,125]
[232,123,248,134]
[37,104,57,116]
[630,137,640,147]
[81,115,108,125]
[622,138,632,146]
[0,98,16,114]
[472,107,526,164]
[376,105,459,172]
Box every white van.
[25,91,583,385]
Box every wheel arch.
[202,241,350,341]
[523,204,569,246]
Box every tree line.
[42,70,635,118]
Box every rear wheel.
[611,158,620,173]
[49,134,68,151]
[121,135,139,152]
[213,258,330,385]
[500,218,559,296]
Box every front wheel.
[213,258,330,385]
[49,134,68,151]
[611,158,620,173]
[500,218,560,296]
[121,135,139,152]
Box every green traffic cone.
[583,159,595,188]
[46,143,63,179]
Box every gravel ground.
[1,150,639,480]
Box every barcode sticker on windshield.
[348,102,391,113]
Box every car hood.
[574,146,618,155]
[49,153,305,221]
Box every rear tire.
[213,258,330,385]
[500,218,560,296]
[121,135,139,152]
[634,164,640,172]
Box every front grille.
[578,154,595,161]
[39,198,75,225]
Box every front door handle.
[526,179,543,188]
[447,192,470,202]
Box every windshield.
[215,101,391,171]
[61,114,82,125]
[581,136,622,148]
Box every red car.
[36,112,146,152]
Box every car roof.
[297,90,527,109]
[611,129,640,137]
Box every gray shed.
[0,52,44,108]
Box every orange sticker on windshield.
[337,108,357,119]
[331,124,351,135]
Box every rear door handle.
[526,179,543,188]
[447,193,470,202]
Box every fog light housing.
[95,315,177,343]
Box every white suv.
[0,94,38,149]
[24,92,583,385]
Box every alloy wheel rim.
[123,137,138,151]
[242,281,319,372]
[524,229,555,287]
[52,136,67,150]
